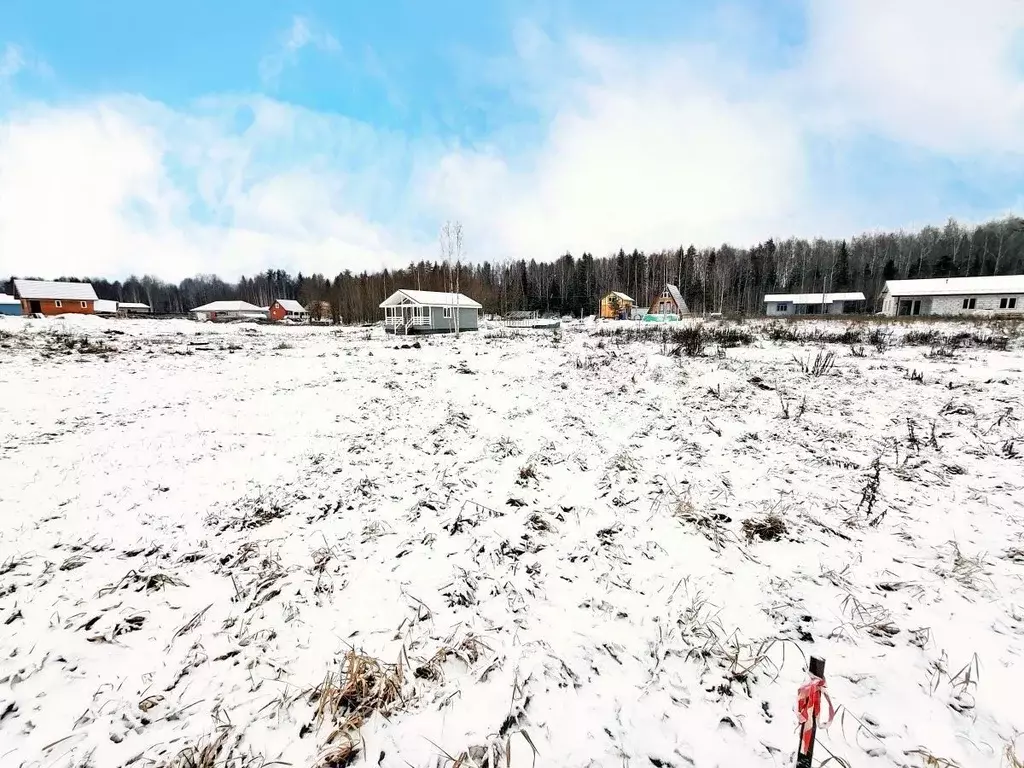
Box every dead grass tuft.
[307,650,405,745]
[741,513,788,542]
[158,728,267,768]
[903,748,962,767]
[98,569,186,596]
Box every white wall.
[765,301,793,316]
[885,293,1023,316]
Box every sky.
[1,0,1023,281]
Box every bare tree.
[440,220,464,336]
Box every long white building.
[764,292,866,316]
[880,275,1024,316]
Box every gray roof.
[273,299,307,313]
[883,276,1024,297]
[191,300,266,313]
[665,284,688,314]
[14,279,98,301]
[764,292,866,304]
[379,289,483,309]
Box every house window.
[55,300,62,308]
[776,303,788,312]
[80,301,87,308]
[999,297,1017,309]
[962,298,976,309]
[443,307,452,319]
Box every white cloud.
[421,36,817,259]
[0,44,26,82]
[259,16,341,86]
[3,4,1024,281]
[801,0,1024,153]
[0,99,421,281]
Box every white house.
[94,299,119,315]
[880,275,1024,316]
[764,292,866,316]
[380,289,482,334]
[190,300,267,322]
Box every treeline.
[6,215,1024,322]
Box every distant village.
[2,275,1023,335]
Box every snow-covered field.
[1,315,1023,768]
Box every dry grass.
[741,512,788,542]
[794,349,837,376]
[903,748,962,767]
[307,650,405,746]
[157,728,268,768]
[98,569,186,596]
[1005,736,1024,768]
[672,496,735,552]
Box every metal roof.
[604,291,635,303]
[883,275,1024,297]
[379,289,483,309]
[190,300,266,313]
[273,299,307,313]
[13,279,98,301]
[764,292,866,304]
[665,284,688,314]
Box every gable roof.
[883,275,1024,297]
[603,291,635,303]
[273,299,307,313]
[190,300,266,313]
[764,292,865,304]
[13,279,98,301]
[379,289,483,309]
[0,293,19,305]
[665,284,688,314]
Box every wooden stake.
[795,656,826,768]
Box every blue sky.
[1,0,1022,279]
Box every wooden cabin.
[599,292,635,319]
[648,284,689,318]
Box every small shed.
[13,279,98,316]
[269,299,309,322]
[0,293,22,316]
[190,300,267,322]
[599,291,635,319]
[380,289,482,334]
[119,302,151,314]
[648,284,689,318]
[94,299,118,315]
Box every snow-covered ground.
[1,315,1022,768]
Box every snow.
[764,292,866,304]
[190,300,266,313]
[884,275,1024,297]
[12,279,99,301]
[273,299,307,314]
[1,315,1022,767]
